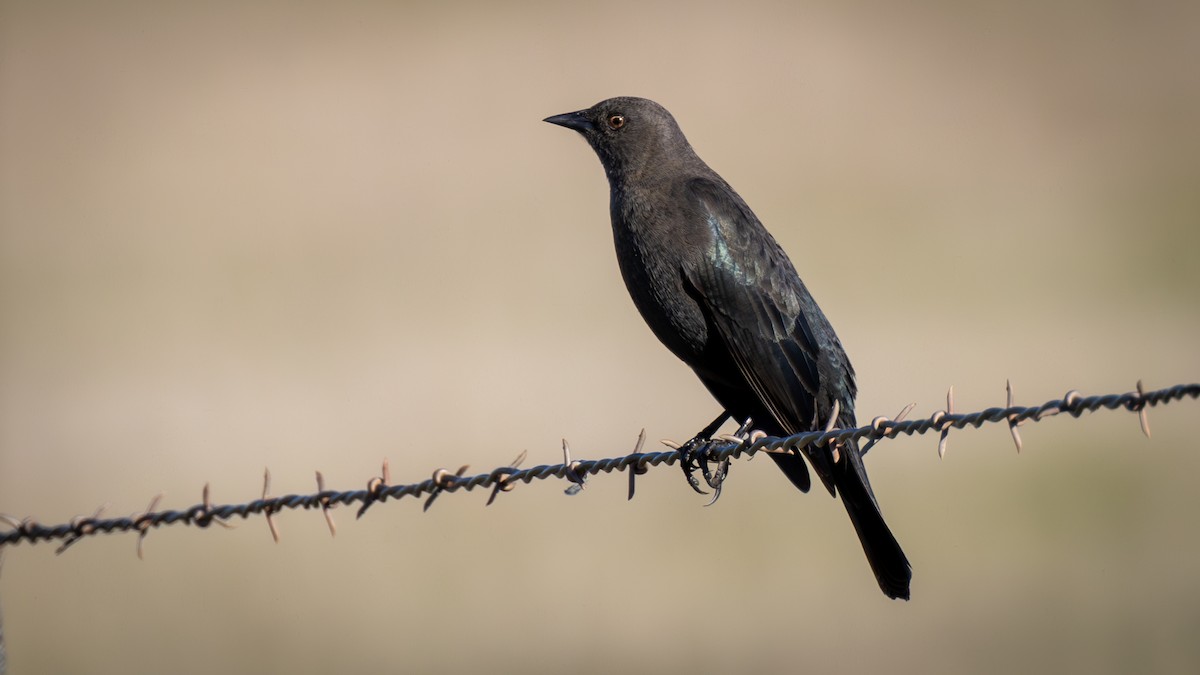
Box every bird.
[544,97,912,600]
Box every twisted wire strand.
[1,381,1196,551]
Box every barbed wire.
[0,381,1196,554]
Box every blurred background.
[1,1,1198,673]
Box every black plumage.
[545,97,911,600]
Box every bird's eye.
[607,114,626,129]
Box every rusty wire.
[0,381,1196,553]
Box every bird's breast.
[610,200,710,365]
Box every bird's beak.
[543,110,595,133]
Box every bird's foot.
[697,438,732,491]
[672,417,755,503]
[696,418,755,502]
[677,436,711,495]
[679,436,730,504]
[700,454,731,507]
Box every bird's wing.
[681,177,853,494]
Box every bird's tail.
[834,440,912,600]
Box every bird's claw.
[679,418,754,503]
[698,450,729,491]
[678,438,710,495]
[701,456,731,507]
[681,439,737,503]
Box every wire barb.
[423,465,470,512]
[1135,379,1152,439]
[1,382,1196,551]
[136,493,164,560]
[626,430,647,501]
[1007,379,1023,453]
[55,504,108,555]
[562,440,586,496]
[937,386,955,459]
[486,450,528,506]
[861,403,915,456]
[357,459,391,520]
[823,400,842,463]
[315,472,336,537]
[262,469,280,544]
[195,483,234,531]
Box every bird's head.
[544,96,698,182]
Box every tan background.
[2,1,1198,673]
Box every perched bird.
[545,97,912,600]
